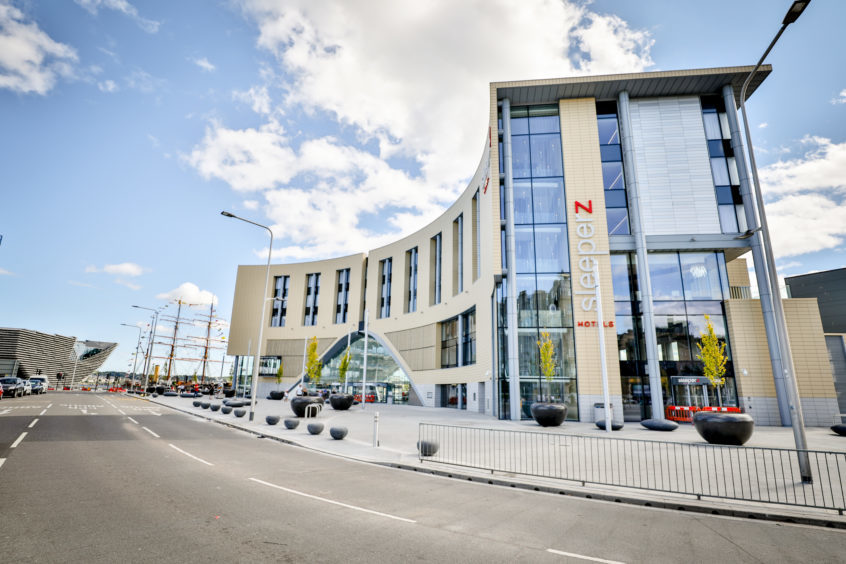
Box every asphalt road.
[0,392,844,563]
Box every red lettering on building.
[574,200,593,214]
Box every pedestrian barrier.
[418,423,846,514]
[665,405,742,422]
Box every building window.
[473,190,481,282]
[701,96,745,234]
[453,214,463,295]
[430,233,442,305]
[461,309,476,365]
[440,318,458,368]
[406,247,418,313]
[270,275,289,327]
[596,101,630,235]
[440,309,476,369]
[335,268,350,324]
[304,273,320,326]
[379,258,392,319]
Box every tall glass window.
[453,214,463,294]
[335,269,350,324]
[270,275,289,327]
[440,318,458,368]
[406,247,418,313]
[505,104,577,420]
[304,273,320,326]
[430,233,442,305]
[597,101,630,235]
[379,258,392,319]
[701,96,745,234]
[473,190,481,282]
[461,309,476,366]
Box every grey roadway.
[1,392,844,563]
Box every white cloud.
[156,282,218,306]
[114,278,141,290]
[243,199,259,210]
[767,194,846,258]
[191,0,653,261]
[147,134,159,147]
[831,89,846,105]
[98,79,118,92]
[233,85,271,115]
[190,57,215,73]
[0,4,77,95]
[758,122,768,128]
[759,136,846,196]
[0,267,14,276]
[74,0,160,34]
[103,262,147,276]
[125,68,165,93]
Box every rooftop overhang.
[493,65,772,108]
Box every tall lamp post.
[133,305,164,394]
[739,0,811,481]
[221,211,273,422]
[121,323,145,387]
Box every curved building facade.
[226,67,840,426]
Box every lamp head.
[221,211,236,218]
[783,0,810,24]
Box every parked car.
[1,377,24,398]
[21,380,32,396]
[28,376,49,394]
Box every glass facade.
[335,269,350,324]
[500,104,577,420]
[431,233,442,305]
[379,258,392,319]
[271,275,289,327]
[406,247,418,313]
[304,273,320,326]
[454,214,463,294]
[596,101,630,235]
[441,308,476,369]
[701,96,746,234]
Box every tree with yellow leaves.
[537,330,556,402]
[696,314,727,406]
[305,336,322,387]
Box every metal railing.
[418,424,846,514]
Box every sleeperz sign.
[572,199,605,312]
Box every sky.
[1,0,844,375]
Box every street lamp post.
[121,323,144,386]
[221,210,273,422]
[133,305,164,395]
[738,0,811,481]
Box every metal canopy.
[493,65,772,108]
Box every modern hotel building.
[226,66,839,427]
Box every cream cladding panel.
[629,97,721,235]
[560,98,621,397]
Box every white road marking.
[39,409,47,416]
[249,477,416,524]
[47,403,52,408]
[0,458,4,470]
[11,432,27,448]
[169,444,214,466]
[28,418,38,428]
[0,409,10,415]
[127,417,139,425]
[117,409,126,415]
[142,426,160,438]
[547,548,626,564]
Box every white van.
[29,376,49,394]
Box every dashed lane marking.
[248,478,416,524]
[39,409,47,416]
[10,432,27,448]
[547,548,626,564]
[0,458,4,470]
[169,444,213,466]
[28,418,38,428]
[127,417,138,425]
[142,426,160,438]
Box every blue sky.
[1,0,844,374]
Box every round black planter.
[417,440,439,456]
[269,390,285,400]
[221,406,233,414]
[595,420,624,431]
[329,393,355,411]
[223,389,236,398]
[291,396,323,417]
[530,403,568,427]
[266,415,280,425]
[284,418,299,430]
[233,408,247,418]
[830,424,846,437]
[152,393,158,398]
[210,404,221,412]
[307,422,324,435]
[200,402,210,409]
[227,400,244,408]
[641,418,678,431]
[163,391,178,397]
[155,386,165,395]
[329,426,348,440]
[693,411,754,445]
[146,387,155,393]
[179,393,194,398]
[192,400,202,408]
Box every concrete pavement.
[142,391,846,527]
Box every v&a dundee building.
[226,66,840,427]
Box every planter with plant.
[330,346,354,410]
[692,315,754,445]
[291,337,325,417]
[269,361,285,400]
[530,330,567,427]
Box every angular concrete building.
[226,66,839,426]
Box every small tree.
[275,359,284,391]
[537,330,556,402]
[696,314,727,406]
[337,347,351,393]
[305,336,322,389]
